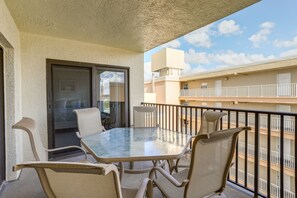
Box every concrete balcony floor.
[0,154,252,198]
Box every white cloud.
[144,62,152,81]
[217,20,241,35]
[249,22,275,47]
[185,49,210,65]
[182,63,207,75]
[274,36,297,48]
[280,48,297,57]
[184,24,214,48]
[162,39,181,48]
[260,22,275,29]
[211,51,275,66]
[184,49,275,70]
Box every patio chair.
[133,106,158,128]
[198,110,227,136]
[104,105,117,129]
[12,117,87,161]
[150,126,250,198]
[168,110,227,173]
[13,161,153,198]
[73,107,106,139]
[128,106,162,173]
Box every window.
[183,83,188,90]
[201,102,207,106]
[201,83,207,89]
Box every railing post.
[294,116,297,197]
[267,114,271,198]
[280,115,284,198]
[254,113,259,197]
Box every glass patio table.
[81,127,192,179]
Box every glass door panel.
[52,66,91,148]
[96,69,128,129]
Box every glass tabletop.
[81,127,192,163]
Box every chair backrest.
[12,117,47,161]
[73,107,105,138]
[185,127,249,198]
[133,106,157,127]
[13,162,122,198]
[198,110,227,136]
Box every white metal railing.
[180,83,297,98]
[230,167,295,198]
[238,142,295,169]
[221,113,296,133]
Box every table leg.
[119,162,124,183]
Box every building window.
[183,83,188,90]
[201,83,207,89]
[201,102,207,106]
[215,102,222,108]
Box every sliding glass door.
[49,64,92,151]
[0,47,5,185]
[47,60,129,157]
[96,68,129,129]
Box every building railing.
[238,142,295,169]
[230,167,295,198]
[180,83,297,98]
[142,102,297,198]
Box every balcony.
[230,167,295,198]
[179,83,297,104]
[238,142,295,169]
[142,102,297,198]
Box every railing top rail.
[180,83,297,91]
[141,102,297,116]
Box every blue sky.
[144,0,297,80]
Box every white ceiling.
[4,0,259,52]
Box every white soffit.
[4,0,259,52]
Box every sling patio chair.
[150,126,250,198]
[133,106,158,128]
[13,161,153,198]
[168,110,227,173]
[127,106,164,173]
[73,107,106,139]
[12,117,87,161]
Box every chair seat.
[122,187,138,198]
[154,169,189,198]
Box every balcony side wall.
[20,32,144,161]
[0,0,23,181]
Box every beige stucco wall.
[155,81,166,104]
[151,48,184,72]
[165,80,180,105]
[183,67,297,90]
[0,0,22,180]
[20,33,144,161]
[146,79,180,105]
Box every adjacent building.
[145,49,297,197]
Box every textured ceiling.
[4,0,259,52]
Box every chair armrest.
[149,167,189,188]
[46,146,88,160]
[135,178,153,198]
[76,131,82,139]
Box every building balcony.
[238,142,295,170]
[142,102,297,198]
[179,83,297,104]
[229,167,295,198]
